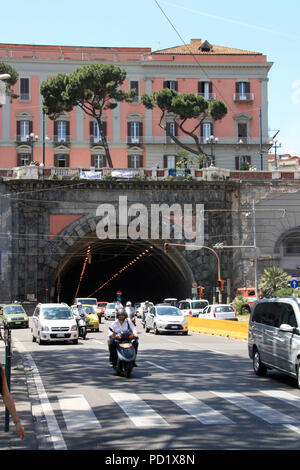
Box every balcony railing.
[233,93,254,102]
[237,136,248,144]
[126,136,143,145]
[53,135,71,144]
[197,92,216,100]
[19,93,30,101]
[16,135,31,143]
[90,135,103,144]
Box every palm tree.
[259,266,291,297]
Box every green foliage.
[141,87,227,164]
[232,296,250,315]
[259,266,291,297]
[0,62,19,106]
[274,288,300,298]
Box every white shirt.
[108,318,137,337]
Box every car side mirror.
[279,324,295,333]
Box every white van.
[248,297,300,388]
[76,298,98,313]
[178,299,209,317]
[32,303,78,345]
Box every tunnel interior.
[55,237,192,306]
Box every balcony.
[126,136,143,145]
[90,135,103,145]
[197,92,216,101]
[237,137,248,144]
[53,135,71,145]
[233,93,254,103]
[15,135,30,143]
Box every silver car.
[144,305,188,335]
[248,297,300,388]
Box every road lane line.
[262,389,300,408]
[212,390,298,424]
[163,391,234,424]
[14,340,67,450]
[166,339,182,344]
[146,360,168,371]
[58,395,101,430]
[110,392,169,428]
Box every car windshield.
[107,304,116,309]
[98,303,107,307]
[191,301,208,309]
[4,306,25,314]
[215,306,234,312]
[156,307,182,316]
[42,308,72,320]
[77,299,97,306]
[83,306,94,313]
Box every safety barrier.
[186,317,249,340]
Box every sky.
[1,0,299,155]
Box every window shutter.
[66,121,70,136]
[163,155,168,168]
[238,123,247,137]
[163,80,168,89]
[90,121,94,136]
[128,155,131,168]
[246,82,250,93]
[127,122,131,143]
[54,154,58,167]
[174,81,178,91]
[20,78,29,94]
[29,121,33,134]
[91,154,95,166]
[102,121,107,137]
[65,154,70,167]
[16,121,20,136]
[103,155,107,167]
[235,156,239,170]
[198,81,204,93]
[54,121,58,137]
[209,82,213,93]
[236,82,240,93]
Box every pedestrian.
[0,364,25,440]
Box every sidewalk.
[0,340,38,450]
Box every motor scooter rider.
[125,301,136,324]
[108,308,138,368]
[75,303,89,330]
[115,300,123,314]
[142,300,150,326]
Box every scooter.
[77,314,88,340]
[114,331,137,378]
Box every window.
[128,154,142,168]
[235,155,251,170]
[93,154,106,168]
[238,122,248,144]
[93,122,101,143]
[198,82,214,100]
[252,303,281,327]
[202,123,212,140]
[280,303,298,328]
[164,155,177,169]
[163,80,178,91]
[55,154,68,167]
[57,121,67,141]
[19,78,30,101]
[284,235,300,254]
[234,82,253,102]
[127,121,143,144]
[130,81,139,103]
[18,153,31,166]
[17,120,31,142]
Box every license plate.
[56,333,65,337]
[170,325,179,329]
[15,321,21,324]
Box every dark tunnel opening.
[55,238,192,306]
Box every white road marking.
[14,340,67,450]
[284,424,300,434]
[110,392,169,427]
[146,361,168,371]
[163,391,234,424]
[58,395,101,430]
[262,389,300,409]
[166,339,182,344]
[212,391,298,424]
[92,339,105,345]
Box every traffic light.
[217,280,224,291]
[197,286,204,298]
[164,243,169,254]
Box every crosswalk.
[53,389,300,431]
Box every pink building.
[0,39,273,170]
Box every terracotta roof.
[153,39,262,56]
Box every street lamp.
[206,135,218,166]
[269,139,282,169]
[26,132,39,164]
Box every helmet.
[145,300,149,304]
[116,308,126,318]
[126,301,132,306]
[78,302,82,306]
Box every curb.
[187,317,248,340]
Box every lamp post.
[206,135,218,166]
[26,132,38,163]
[269,139,282,169]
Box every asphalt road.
[10,318,300,451]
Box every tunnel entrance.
[54,236,192,306]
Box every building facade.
[0,39,273,170]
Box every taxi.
[71,304,100,332]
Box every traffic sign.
[116,290,122,296]
[192,282,197,288]
[290,280,299,289]
[116,296,122,302]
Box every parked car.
[144,304,188,335]
[248,297,300,388]
[178,299,209,317]
[31,303,79,345]
[0,304,29,329]
[71,305,99,332]
[104,303,118,320]
[200,304,237,321]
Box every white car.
[178,299,209,317]
[200,304,238,321]
[31,303,79,345]
[104,303,117,320]
[145,304,188,335]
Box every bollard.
[4,327,11,432]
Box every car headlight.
[71,325,78,331]
[41,325,49,332]
[6,318,12,322]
